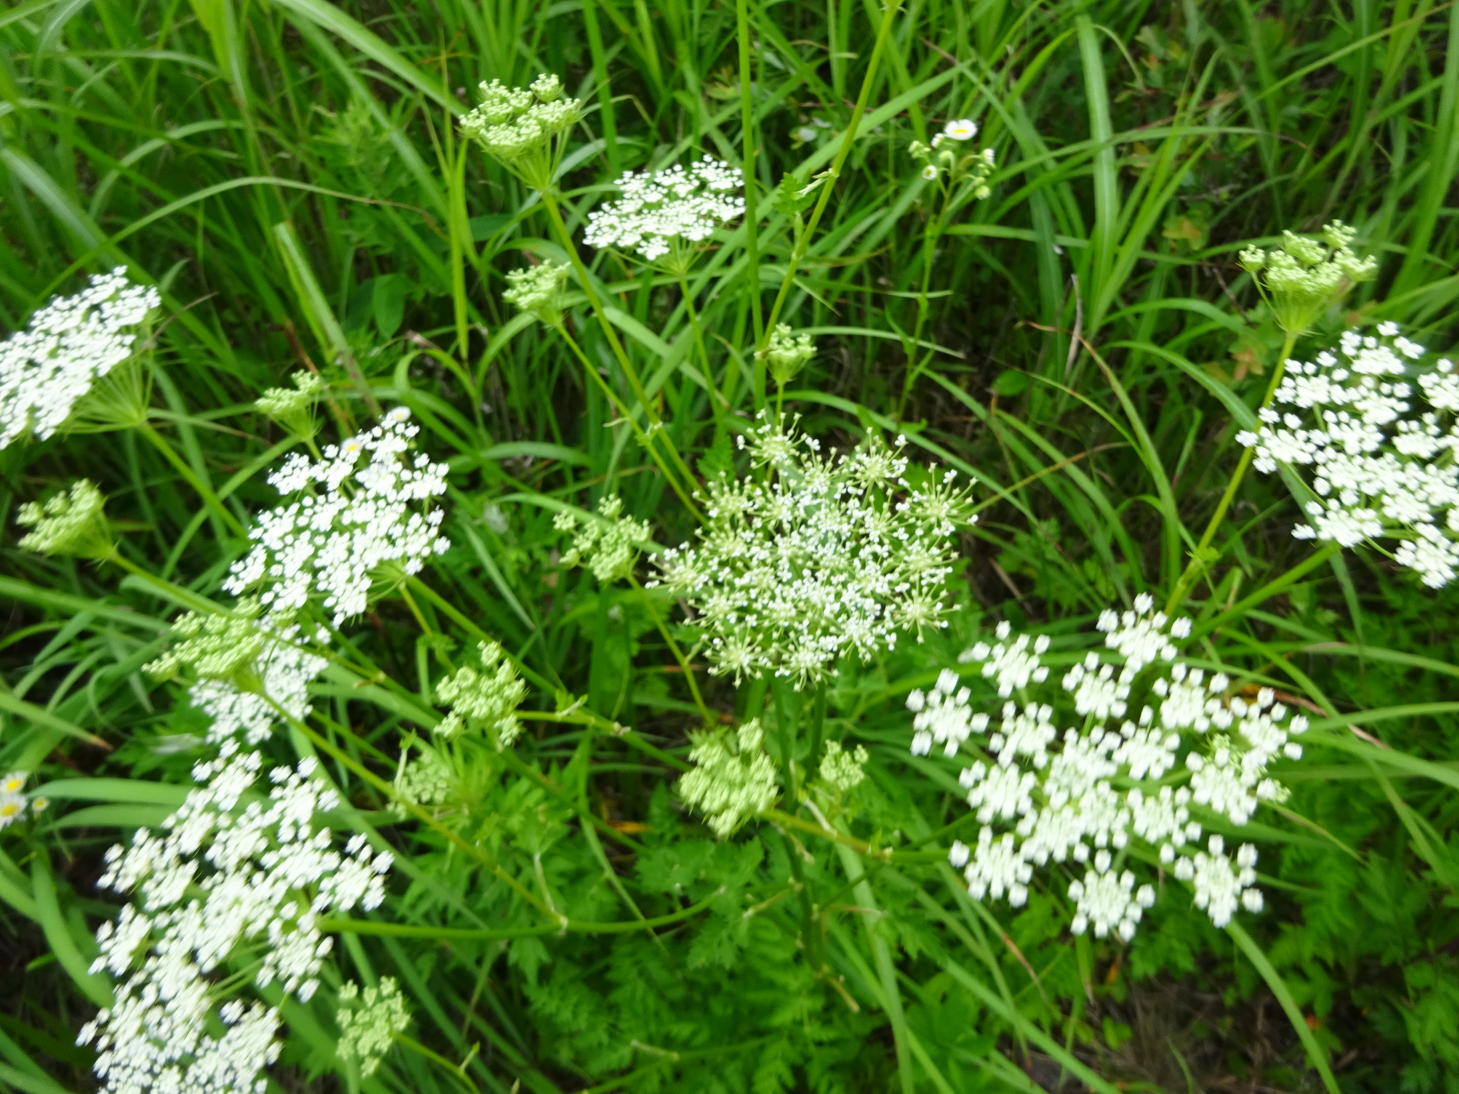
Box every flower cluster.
[0,771,46,829]
[908,118,996,197]
[759,324,816,388]
[583,155,745,265]
[77,406,450,1091]
[337,977,410,1078]
[434,639,527,747]
[555,493,652,584]
[503,260,571,327]
[459,75,581,189]
[392,739,454,814]
[912,595,1306,938]
[255,370,324,438]
[1,267,160,449]
[17,479,114,559]
[816,740,869,796]
[222,407,449,625]
[678,719,779,837]
[1236,323,1459,587]
[1239,221,1377,334]
[80,749,392,1094]
[654,415,974,685]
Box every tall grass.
[2,0,1457,1090]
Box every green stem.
[320,885,724,940]
[1191,541,1344,641]
[735,0,765,358]
[627,574,713,724]
[677,268,725,434]
[108,553,225,614]
[755,0,904,381]
[821,807,914,1094]
[769,686,821,967]
[763,807,938,863]
[555,322,703,520]
[139,422,247,538]
[806,680,828,780]
[396,1034,478,1092]
[1165,329,1299,614]
[895,202,946,419]
[536,187,701,504]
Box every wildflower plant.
[17,479,114,559]
[678,719,779,837]
[914,596,1306,938]
[0,267,160,448]
[653,415,975,685]
[908,118,996,197]
[459,75,582,190]
[336,977,411,1078]
[12,16,1459,1094]
[221,407,449,625]
[1239,220,1378,334]
[583,155,745,267]
[1236,322,1459,586]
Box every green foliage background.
[2,0,1457,1091]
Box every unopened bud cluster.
[679,719,779,837]
[913,595,1306,939]
[255,370,325,438]
[1238,221,1377,334]
[555,494,652,584]
[503,261,571,327]
[459,75,581,189]
[434,640,527,747]
[17,479,113,559]
[759,324,815,388]
[336,977,410,1078]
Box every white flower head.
[918,601,1304,937]
[82,755,392,1094]
[222,408,450,625]
[1,268,160,448]
[1237,325,1459,587]
[653,414,974,686]
[943,118,979,141]
[583,156,745,265]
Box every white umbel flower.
[584,156,745,263]
[653,414,974,685]
[1,268,160,448]
[1237,324,1459,587]
[222,408,449,624]
[82,752,392,1094]
[921,596,1303,937]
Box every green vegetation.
[2,1,1457,1090]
